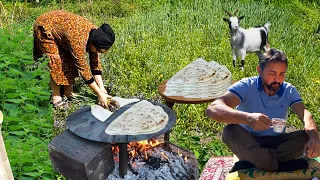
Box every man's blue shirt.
[228,76,302,136]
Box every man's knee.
[293,130,309,151]
[276,130,309,162]
[284,130,309,148]
[222,124,246,143]
[292,130,309,143]
[253,148,278,171]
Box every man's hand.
[304,137,320,158]
[247,113,272,131]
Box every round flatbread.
[91,105,113,122]
[105,100,169,135]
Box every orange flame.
[112,138,164,160]
[130,149,136,157]
[144,151,148,160]
[112,146,119,153]
[161,152,169,160]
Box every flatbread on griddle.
[105,100,169,135]
[91,105,113,122]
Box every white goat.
[223,9,270,70]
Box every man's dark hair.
[259,48,288,70]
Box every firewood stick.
[0,110,14,180]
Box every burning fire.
[112,138,189,162]
[128,139,163,160]
[160,152,169,160]
[112,138,163,160]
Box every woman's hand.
[97,93,110,108]
[88,79,112,108]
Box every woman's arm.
[88,81,109,107]
[94,74,110,96]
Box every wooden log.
[48,130,115,180]
[0,110,14,180]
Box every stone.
[48,130,114,180]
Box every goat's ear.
[223,17,229,22]
[238,16,245,21]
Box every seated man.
[206,48,320,172]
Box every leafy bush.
[0,24,53,179]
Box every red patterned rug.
[200,156,320,180]
[200,156,234,180]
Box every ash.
[107,146,196,180]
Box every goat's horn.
[234,8,239,16]
[224,10,233,17]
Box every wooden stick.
[0,111,14,180]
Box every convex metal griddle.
[66,100,177,178]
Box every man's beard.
[263,80,281,93]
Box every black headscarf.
[90,23,115,50]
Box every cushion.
[200,156,320,180]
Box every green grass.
[0,0,319,179]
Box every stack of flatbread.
[105,100,169,135]
[164,58,232,98]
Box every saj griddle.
[66,100,177,178]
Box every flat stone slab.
[48,130,114,180]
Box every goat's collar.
[256,76,285,97]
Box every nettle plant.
[0,24,55,179]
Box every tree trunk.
[0,111,14,180]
